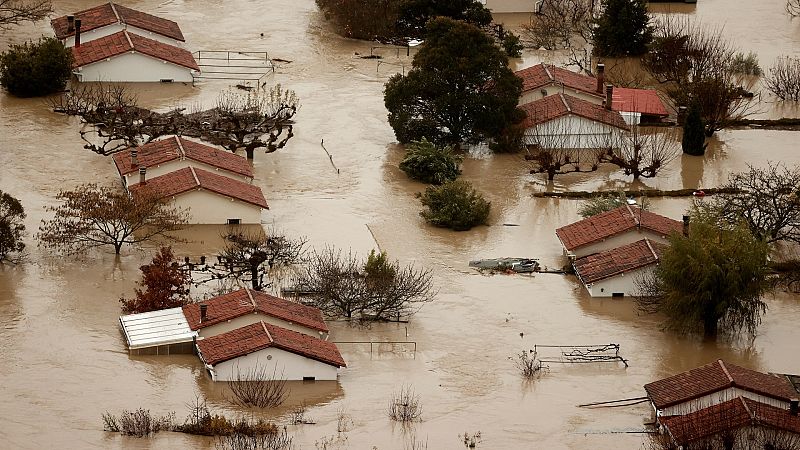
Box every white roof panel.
[119,307,198,350]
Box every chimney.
[791,399,799,416]
[199,303,208,323]
[605,84,613,110]
[596,63,605,93]
[682,215,690,237]
[131,149,138,167]
[74,19,82,47]
[139,167,146,184]
[67,15,75,33]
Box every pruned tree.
[765,55,800,101]
[520,0,598,74]
[701,162,800,244]
[0,190,25,263]
[51,84,299,159]
[635,209,771,339]
[297,248,435,321]
[120,247,192,314]
[37,184,187,255]
[189,230,306,291]
[0,0,50,30]
[524,118,603,181]
[602,126,680,179]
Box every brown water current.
[1,0,800,448]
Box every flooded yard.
[1,0,799,448]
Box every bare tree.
[524,116,604,181]
[387,385,422,423]
[602,126,680,180]
[215,428,294,450]
[520,0,598,74]
[510,350,548,379]
[227,363,289,409]
[297,248,435,322]
[0,0,50,30]
[765,56,800,101]
[37,184,187,255]
[788,0,800,17]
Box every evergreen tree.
[682,103,706,156]
[593,0,652,57]
[0,36,72,97]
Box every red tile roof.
[197,321,346,367]
[573,238,662,284]
[128,166,269,209]
[183,288,328,333]
[113,137,253,178]
[519,93,629,130]
[52,2,184,41]
[515,63,603,98]
[645,360,799,409]
[660,397,800,445]
[72,30,199,71]
[556,205,682,252]
[611,87,669,117]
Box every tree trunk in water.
[250,262,260,290]
[246,148,254,159]
[114,242,122,254]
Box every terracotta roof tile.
[113,137,253,178]
[645,360,799,409]
[72,31,199,70]
[611,87,669,117]
[197,321,346,367]
[52,2,184,41]
[660,397,800,445]
[573,238,662,284]
[128,166,268,209]
[515,63,603,98]
[183,288,328,333]
[519,93,629,130]
[556,205,682,252]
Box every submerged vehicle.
[469,258,540,273]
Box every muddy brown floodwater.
[1,0,800,449]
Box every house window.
[159,79,174,83]
[303,376,316,381]
[227,219,241,225]
[612,292,624,298]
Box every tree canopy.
[0,190,25,263]
[0,36,72,97]
[120,247,192,314]
[636,210,771,339]
[396,0,492,38]
[681,102,706,155]
[417,179,490,230]
[384,17,523,147]
[399,138,462,184]
[592,0,652,57]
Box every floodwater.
[1,0,799,448]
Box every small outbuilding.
[644,359,799,417]
[196,321,346,381]
[113,137,254,189]
[573,238,662,297]
[51,2,185,47]
[128,166,268,224]
[515,63,605,106]
[556,205,683,259]
[611,87,670,125]
[183,288,329,340]
[71,30,199,83]
[119,307,198,355]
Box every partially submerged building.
[119,307,198,355]
[196,321,346,381]
[515,63,605,106]
[572,238,662,297]
[113,137,254,188]
[611,87,670,126]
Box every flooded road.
[1,0,799,448]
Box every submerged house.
[555,205,683,259]
[51,2,186,48]
[119,307,198,355]
[644,360,800,418]
[572,238,663,297]
[183,288,329,340]
[128,166,268,224]
[611,87,670,125]
[113,137,254,189]
[196,321,346,381]
[515,63,605,106]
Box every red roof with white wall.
[51,2,185,41]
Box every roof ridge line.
[542,63,554,82]
[739,397,755,422]
[625,204,640,227]
[245,287,257,309]
[261,321,273,343]
[175,136,186,159]
[109,2,122,23]
[123,29,134,50]
[719,359,735,384]
[644,238,658,260]
[559,93,570,113]
[190,166,200,188]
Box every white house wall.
[485,0,540,13]
[64,23,184,47]
[525,115,621,149]
[209,347,339,381]
[520,84,604,106]
[170,189,262,224]
[122,159,251,188]
[75,52,194,83]
[657,387,791,417]
[567,229,672,258]
[584,265,655,297]
[197,313,327,340]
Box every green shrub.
[682,103,706,156]
[417,179,490,231]
[399,138,462,184]
[0,36,73,97]
[502,32,523,58]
